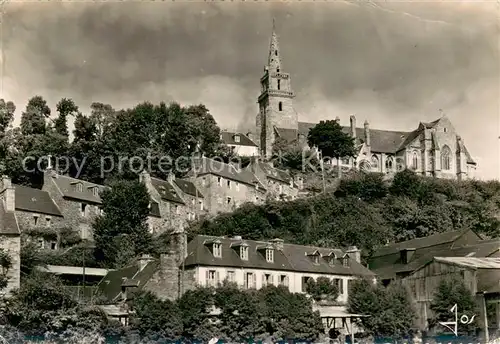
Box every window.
[334,279,344,294]
[80,203,87,217]
[279,275,289,287]
[342,157,350,165]
[227,197,232,204]
[191,199,195,206]
[275,50,278,56]
[38,239,44,249]
[278,102,283,111]
[227,180,231,189]
[33,215,39,226]
[263,273,273,286]
[277,68,280,72]
[206,270,217,287]
[371,155,379,170]
[234,135,240,143]
[45,217,51,227]
[227,271,235,282]
[92,187,98,197]
[50,241,57,250]
[278,185,283,194]
[444,127,447,133]
[213,243,222,258]
[199,200,204,211]
[385,157,394,171]
[266,248,274,263]
[76,183,83,192]
[302,276,312,292]
[240,246,249,260]
[175,205,180,214]
[277,80,281,90]
[412,152,418,170]
[244,272,255,289]
[343,257,350,267]
[201,177,206,186]
[218,177,222,186]
[347,280,354,295]
[441,145,451,171]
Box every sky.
[1,1,499,180]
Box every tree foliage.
[93,180,152,268]
[347,279,415,339]
[305,276,339,302]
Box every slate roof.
[150,177,185,205]
[97,260,159,302]
[191,157,266,191]
[221,132,258,147]
[370,232,498,280]
[48,174,108,204]
[14,185,62,217]
[184,235,374,277]
[371,229,468,258]
[174,179,204,198]
[252,160,293,184]
[0,202,20,235]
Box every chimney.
[349,115,357,139]
[139,170,151,185]
[137,254,154,272]
[0,176,15,212]
[400,248,415,265]
[335,116,340,124]
[364,120,371,146]
[270,238,284,251]
[346,246,361,264]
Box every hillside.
[190,170,500,262]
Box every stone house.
[187,157,267,215]
[42,168,108,240]
[401,257,500,333]
[255,26,476,180]
[245,159,300,201]
[220,131,259,157]
[138,171,205,235]
[97,234,374,305]
[0,177,21,296]
[13,184,64,250]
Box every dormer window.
[90,187,99,197]
[342,255,350,267]
[213,243,222,258]
[266,248,274,263]
[240,246,249,260]
[234,135,240,143]
[76,183,83,192]
[307,251,321,264]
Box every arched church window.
[275,50,278,56]
[371,155,379,170]
[412,152,418,170]
[277,80,281,90]
[279,102,283,111]
[441,145,451,170]
[385,157,394,171]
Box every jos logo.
[439,304,476,336]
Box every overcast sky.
[2,1,499,180]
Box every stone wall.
[143,252,180,301]
[0,235,21,296]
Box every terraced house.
[97,234,375,304]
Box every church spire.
[268,18,281,71]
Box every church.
[253,24,477,180]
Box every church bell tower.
[256,20,298,159]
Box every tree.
[429,275,477,334]
[0,249,12,290]
[20,96,51,136]
[54,98,79,138]
[347,279,415,340]
[306,276,339,302]
[307,120,356,177]
[178,287,218,342]
[93,180,153,268]
[335,171,388,202]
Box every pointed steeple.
[268,18,281,71]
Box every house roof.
[252,160,293,184]
[221,132,258,147]
[371,229,469,258]
[47,173,108,204]
[0,202,20,235]
[371,236,499,280]
[184,235,374,277]
[150,177,185,205]
[191,157,266,191]
[174,179,204,198]
[14,185,62,217]
[433,257,500,269]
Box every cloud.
[2,1,498,179]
